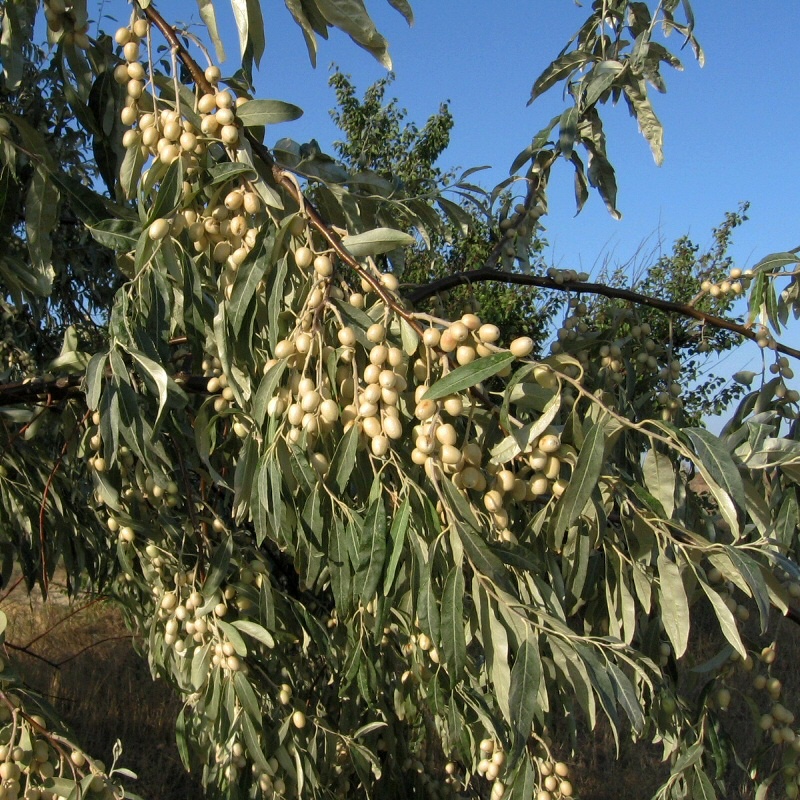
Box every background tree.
[0,3,799,800]
[326,74,751,424]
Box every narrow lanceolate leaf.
[383,497,410,594]
[441,479,516,596]
[386,0,413,25]
[147,158,183,222]
[441,565,466,681]
[253,359,287,425]
[128,349,188,432]
[657,550,690,658]
[529,50,590,104]
[422,352,516,402]
[236,99,304,127]
[245,0,266,67]
[508,634,542,759]
[622,76,664,165]
[357,493,387,604]
[330,424,360,494]
[196,0,226,61]
[699,580,747,658]
[216,619,248,657]
[587,150,621,219]
[232,619,275,649]
[417,559,441,643]
[751,251,800,275]
[241,713,270,774]
[231,0,250,61]
[341,227,415,258]
[85,352,108,411]
[478,587,512,723]
[684,428,744,510]
[549,421,605,549]
[25,165,58,294]
[643,449,676,517]
[233,671,262,722]
[314,0,392,68]
[282,0,321,66]
[228,231,273,336]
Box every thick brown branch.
[0,376,83,405]
[405,268,800,361]
[139,4,214,95]
[0,373,210,407]
[134,0,800,424]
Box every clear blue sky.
[159,0,799,384]
[195,0,797,280]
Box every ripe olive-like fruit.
[538,433,560,454]
[509,336,534,358]
[123,41,140,62]
[422,327,441,348]
[0,762,20,781]
[313,255,333,277]
[295,246,314,269]
[148,218,171,240]
[292,710,307,729]
[113,63,130,84]
[367,323,385,343]
[216,107,235,126]
[220,124,239,145]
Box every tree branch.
[0,376,83,405]
[0,373,210,407]
[405,268,800,361]
[139,1,428,341]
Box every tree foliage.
[0,2,799,800]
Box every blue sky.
[207,0,799,280]
[155,0,798,387]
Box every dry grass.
[2,574,202,799]
[4,573,800,800]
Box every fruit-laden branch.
[406,268,800,361]
[138,0,427,339]
[141,0,799,364]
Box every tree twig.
[4,641,60,670]
[405,269,800,361]
[21,596,105,650]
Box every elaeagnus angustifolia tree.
[1,1,799,798]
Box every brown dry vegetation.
[3,574,201,799]
[3,573,800,800]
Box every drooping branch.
[138,0,428,341]
[406,268,800,361]
[0,376,83,405]
[140,0,800,367]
